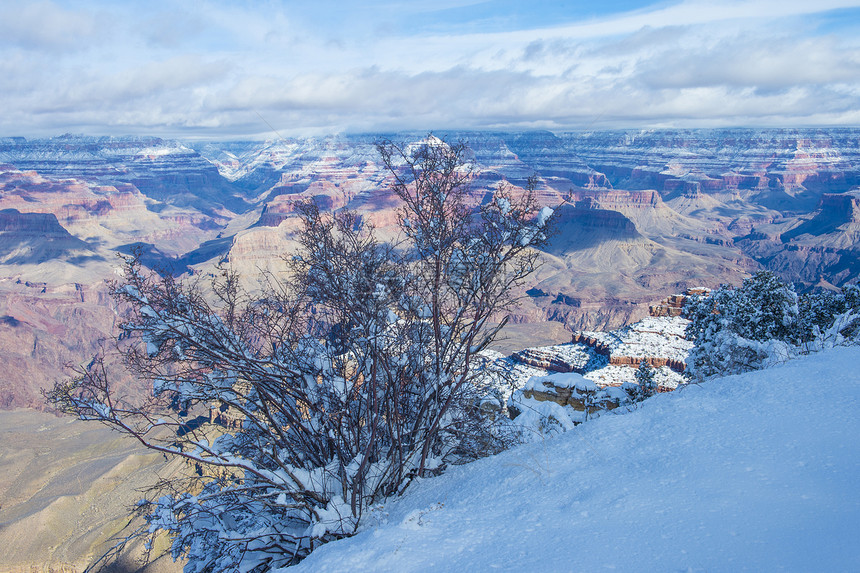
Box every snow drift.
[290,346,860,572]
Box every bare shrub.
[47,137,553,572]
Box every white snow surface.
[290,346,860,572]
[498,316,692,392]
[585,363,683,390]
[579,315,693,362]
[522,371,593,391]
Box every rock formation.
[568,316,692,376]
[520,373,622,413]
[0,129,859,410]
[0,280,120,410]
[649,287,711,317]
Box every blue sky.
[2,0,860,138]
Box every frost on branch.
[46,137,554,572]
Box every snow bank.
[521,371,593,392]
[577,315,693,362]
[290,346,860,572]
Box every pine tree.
[634,360,657,399]
[684,271,798,380]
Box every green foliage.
[685,271,860,380]
[634,360,657,399]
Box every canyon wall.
[1,129,859,410]
[1,129,859,571]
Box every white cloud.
[0,0,102,51]
[2,0,860,137]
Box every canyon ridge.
[2,128,858,410]
[1,128,859,572]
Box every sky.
[2,0,860,139]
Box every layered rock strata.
[569,316,692,375]
[649,287,711,317]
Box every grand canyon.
[2,128,859,409]
[1,129,859,571]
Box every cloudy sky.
[3,0,860,138]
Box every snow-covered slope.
[291,346,860,572]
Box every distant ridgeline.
[1,129,860,413]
